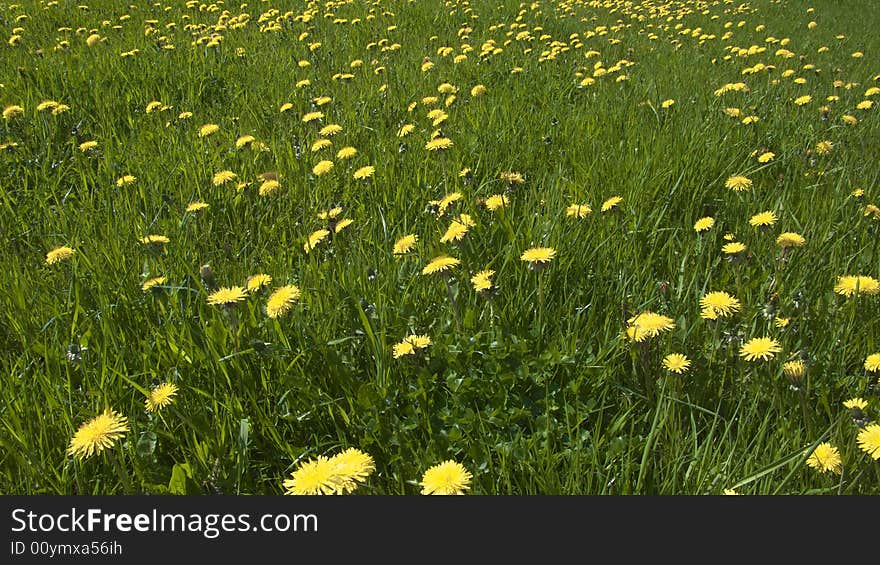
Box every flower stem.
[108,447,134,494]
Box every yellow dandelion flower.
[425,138,454,151]
[834,276,880,297]
[78,140,98,152]
[236,135,256,148]
[116,175,137,187]
[420,460,472,495]
[749,210,778,227]
[856,424,880,460]
[566,203,592,218]
[212,170,237,186]
[484,194,509,211]
[440,220,469,243]
[45,246,75,265]
[67,409,129,459]
[282,456,339,495]
[313,160,334,176]
[793,95,812,106]
[700,291,741,318]
[198,123,219,137]
[776,232,805,248]
[353,166,375,180]
[422,255,460,275]
[662,353,691,373]
[207,286,247,306]
[259,179,281,196]
[141,276,166,292]
[471,270,495,292]
[739,337,782,361]
[521,247,556,264]
[757,151,775,163]
[694,217,715,232]
[336,146,357,160]
[139,234,170,245]
[319,124,342,137]
[304,229,331,253]
[601,196,623,212]
[266,285,301,319]
[186,201,209,213]
[2,105,23,120]
[721,241,746,255]
[393,234,418,256]
[864,353,880,372]
[311,138,332,152]
[725,175,752,191]
[145,383,179,413]
[625,311,675,342]
[805,443,842,474]
[302,111,324,123]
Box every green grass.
[0,0,878,495]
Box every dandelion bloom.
[566,204,592,218]
[282,456,339,495]
[661,99,675,109]
[693,217,715,232]
[333,218,353,233]
[774,317,790,329]
[471,84,487,97]
[783,360,805,380]
[313,160,334,176]
[259,179,281,196]
[266,285,301,319]
[302,111,324,123]
[392,340,415,358]
[471,270,495,292]
[856,100,873,111]
[78,140,98,152]
[430,192,463,216]
[865,353,880,372]
[139,234,170,245]
[116,175,137,187]
[721,241,746,255]
[601,196,623,212]
[805,443,842,474]
[393,334,432,358]
[815,140,833,155]
[207,286,247,306]
[625,312,675,342]
[749,210,778,227]
[304,229,331,253]
[662,353,691,374]
[519,248,555,268]
[422,255,460,275]
[45,246,75,265]
[198,123,220,137]
[353,166,375,180]
[425,138,454,151]
[336,147,357,160]
[2,105,24,120]
[420,460,472,495]
[793,95,812,106]
[700,291,740,318]
[186,201,209,213]
[393,234,418,256]
[141,276,166,292]
[725,175,752,191]
[842,114,858,125]
[739,337,782,361]
[757,151,775,163]
[500,171,525,185]
[213,170,237,185]
[776,232,805,248]
[843,398,868,411]
[320,124,343,137]
[235,135,256,148]
[397,124,415,137]
[311,138,332,152]
[834,275,880,297]
[67,409,129,459]
[440,220,469,243]
[246,274,272,292]
[856,424,880,460]
[328,448,376,494]
[484,194,509,211]
[145,383,179,413]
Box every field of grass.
[1,0,879,495]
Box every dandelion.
[198,123,219,137]
[235,135,256,148]
[320,124,343,137]
[302,111,324,123]
[266,285,301,319]
[662,353,691,374]
[739,337,782,361]
[282,456,339,495]
[186,201,209,213]
[337,147,357,160]
[694,217,715,232]
[484,194,509,211]
[471,270,495,292]
[725,175,752,191]
[329,448,375,494]
[776,232,806,248]
[311,138,332,152]
[304,229,331,253]
[842,114,858,125]
[722,241,746,256]
[45,246,75,265]
[422,255,460,275]
[139,235,170,245]
[333,218,353,233]
[865,353,880,372]
[749,211,778,227]
[793,95,812,106]
[843,398,868,411]
[805,443,842,475]
[353,166,375,180]
[500,171,525,185]
[2,105,24,120]
[440,220,469,243]
[420,460,472,495]
[856,100,873,110]
[700,291,741,318]
[245,274,272,292]
[207,286,246,306]
[856,424,880,460]
[471,84,487,97]
[660,99,675,109]
[425,138,454,151]
[783,359,805,381]
[259,179,281,196]
[601,196,623,212]
[757,151,775,163]
[625,312,675,342]
[815,140,833,155]
[78,140,98,152]
[141,276,166,292]
[566,204,592,218]
[521,247,556,266]
[397,124,415,137]
[67,409,129,459]
[116,175,137,187]
[212,170,237,186]
[393,234,418,256]
[834,276,880,297]
[145,383,179,413]
[313,160,334,176]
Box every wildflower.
[145,382,179,413]
[353,166,375,180]
[67,409,129,459]
[430,192,462,216]
[723,107,742,118]
[440,220,469,243]
[235,135,255,148]
[212,170,237,186]
[425,138,454,151]
[259,179,281,196]
[566,204,592,218]
[313,160,334,176]
[834,276,880,297]
[662,353,691,374]
[282,456,339,495]
[601,196,622,212]
[856,424,880,460]
[520,247,556,266]
[393,234,418,256]
[311,138,332,152]
[397,124,415,138]
[337,147,357,160]
[471,270,495,292]
[198,123,219,137]
[865,205,880,220]
[45,246,75,265]
[865,353,880,372]
[694,217,715,232]
[776,232,805,248]
[304,229,331,253]
[246,274,272,292]
[739,337,782,361]
[141,276,166,292]
[116,175,137,187]
[484,194,509,211]
[302,111,324,123]
[700,291,741,318]
[186,201,209,213]
[815,140,833,155]
[207,286,247,306]
[625,312,675,342]
[793,95,812,106]
[783,360,805,381]
[805,443,842,474]
[266,285,301,319]
[722,242,746,256]
[757,151,775,163]
[471,84,487,97]
[2,105,24,120]
[725,175,752,191]
[319,124,342,137]
[842,114,858,125]
[78,141,99,152]
[844,397,868,411]
[856,100,873,110]
[775,317,790,329]
[139,235,170,245]
[333,218,353,233]
[749,211,778,227]
[422,255,460,275]
[660,99,675,109]
[328,448,376,494]
[420,460,472,495]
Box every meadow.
[1,0,879,495]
